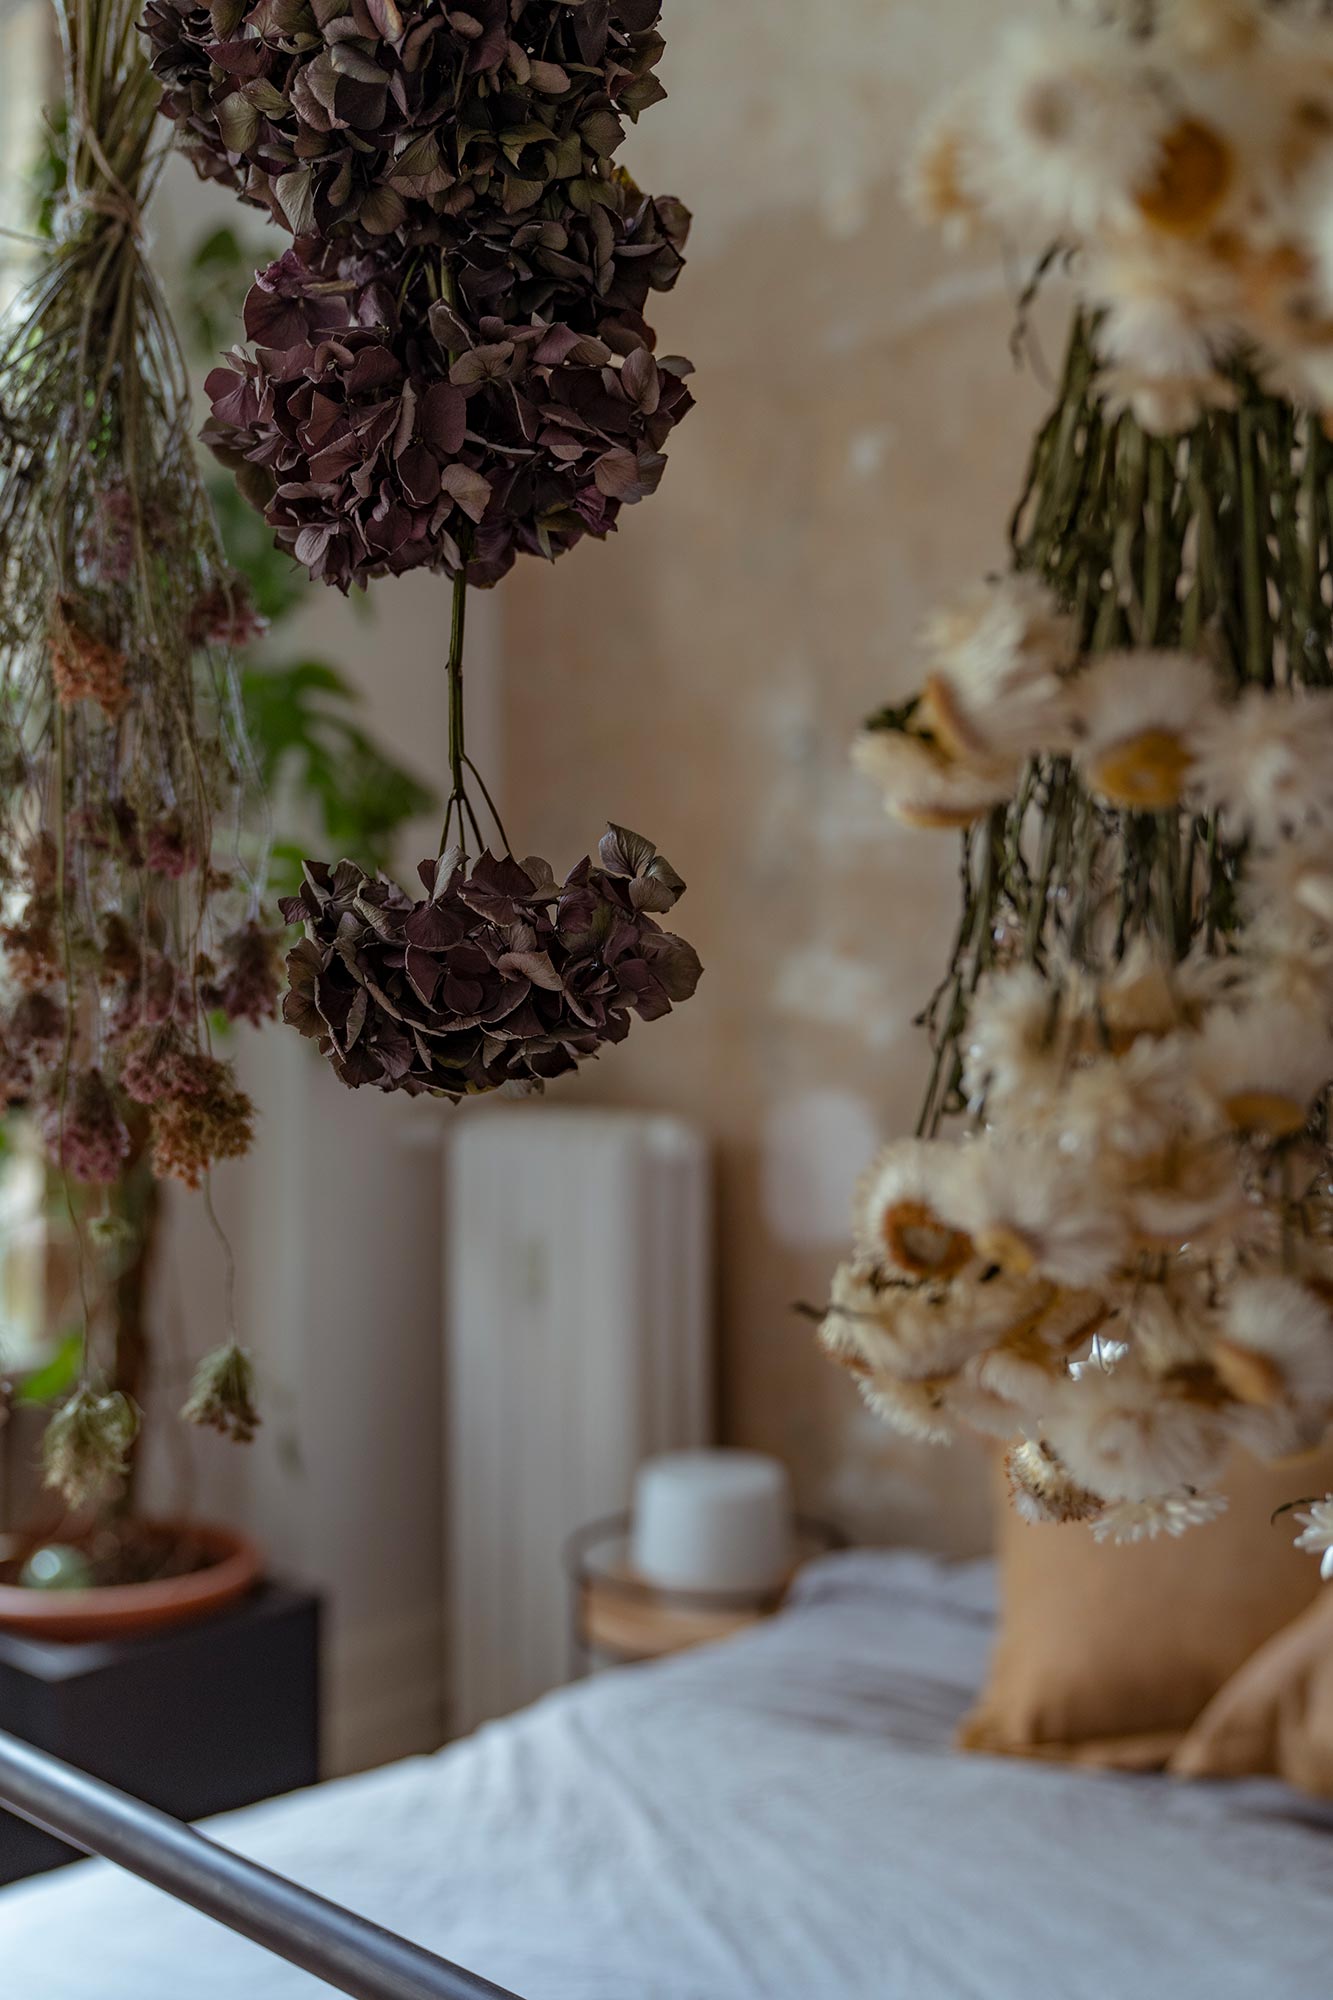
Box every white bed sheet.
[1,1551,1331,1999]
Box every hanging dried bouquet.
[820,0,1333,1568]
[149,0,702,1100]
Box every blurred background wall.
[498,0,1051,1550]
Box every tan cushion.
[959,1447,1333,1770]
[1170,1587,1333,1796]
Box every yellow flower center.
[1135,119,1233,236]
[1222,1088,1309,1137]
[1087,729,1191,810]
[881,1198,973,1279]
[1214,1339,1284,1407]
[975,1223,1039,1278]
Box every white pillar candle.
[631,1450,794,1595]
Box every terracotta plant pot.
[0,1520,261,1643]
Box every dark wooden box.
[0,1582,320,1886]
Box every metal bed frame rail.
[0,1728,523,2000]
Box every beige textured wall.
[501,0,1056,1551]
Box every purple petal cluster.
[143,0,669,247]
[202,239,692,589]
[279,825,702,1097]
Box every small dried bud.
[182,1343,260,1444]
[145,812,196,879]
[150,1056,255,1187]
[204,921,282,1027]
[187,575,267,650]
[42,1067,132,1184]
[42,1387,140,1508]
[49,599,131,719]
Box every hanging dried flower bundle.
[151,0,702,1099]
[0,0,275,1190]
[822,0,1333,1558]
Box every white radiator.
[444,1108,711,1734]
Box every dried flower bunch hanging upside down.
[821,0,1333,1558]
[0,0,279,1507]
[0,2,278,1191]
[150,0,703,1096]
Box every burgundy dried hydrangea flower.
[279,825,701,1098]
[144,0,669,247]
[203,241,693,590]
[42,1067,132,1184]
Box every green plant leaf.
[15,1329,85,1406]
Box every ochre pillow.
[1170,1588,1333,1796]
[959,1447,1333,1770]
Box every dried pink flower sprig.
[280,825,701,1098]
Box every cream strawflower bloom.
[1068,649,1219,810]
[1188,688,1333,843]
[857,1370,959,1445]
[973,23,1177,238]
[917,574,1077,762]
[903,84,986,243]
[1293,1496,1333,1580]
[1091,1489,1229,1543]
[1096,364,1238,436]
[1087,235,1239,381]
[1244,833,1333,940]
[852,1137,973,1275]
[1057,1034,1195,1164]
[852,725,1015,830]
[820,1254,1049,1386]
[1045,1361,1229,1502]
[1215,1272,1333,1411]
[955,1136,1129,1288]
[1005,1438,1105,1525]
[1193,1000,1333,1136]
[1160,0,1266,63]
[961,963,1067,1113]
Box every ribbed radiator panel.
[444,1110,711,1733]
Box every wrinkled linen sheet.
[2,1551,1330,1999]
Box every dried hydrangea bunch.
[0,0,277,1204]
[202,224,693,590]
[907,0,1333,434]
[151,0,693,594]
[280,826,701,1097]
[144,0,669,244]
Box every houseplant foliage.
[146,0,702,1099]
[820,0,1333,1564]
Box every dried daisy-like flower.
[42,1068,132,1185]
[1192,1000,1333,1136]
[182,1342,260,1444]
[954,1136,1129,1288]
[917,572,1077,762]
[852,718,1016,829]
[1189,688,1333,844]
[1091,1489,1229,1543]
[1068,649,1219,810]
[1293,1496,1333,1580]
[1005,1438,1105,1525]
[1096,363,1238,436]
[42,1387,140,1509]
[961,963,1066,1113]
[150,1057,255,1188]
[852,1137,973,1276]
[1213,1274,1333,1450]
[1044,1360,1228,1503]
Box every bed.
[1,1550,1330,1999]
